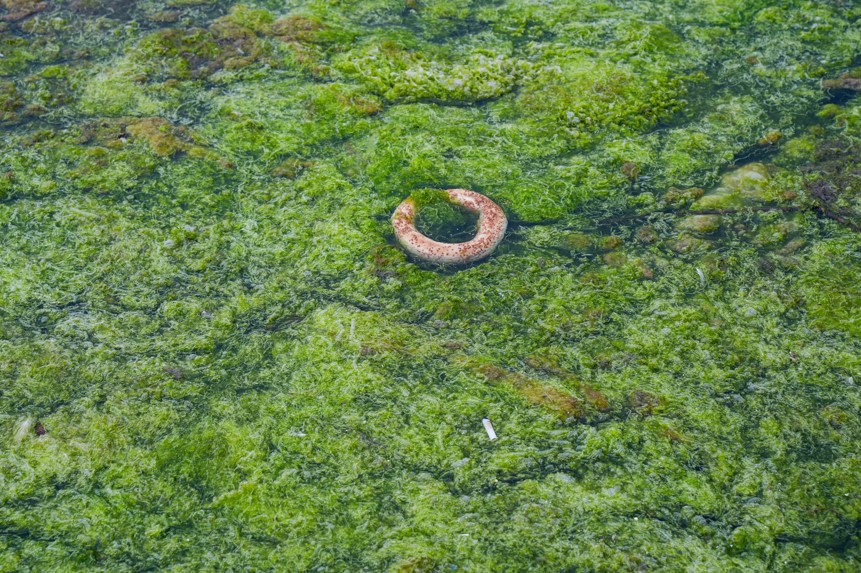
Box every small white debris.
[696,267,706,286]
[14,417,33,443]
[68,207,98,218]
[482,418,497,441]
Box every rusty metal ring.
[392,189,507,264]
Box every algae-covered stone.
[603,251,627,267]
[636,225,659,244]
[272,158,314,179]
[690,189,742,210]
[662,186,704,207]
[668,234,709,253]
[628,390,665,416]
[723,162,771,199]
[692,162,774,209]
[334,45,526,103]
[677,214,721,234]
[600,236,623,251]
[757,130,783,146]
[754,220,800,248]
[125,117,190,157]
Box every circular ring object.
[392,189,507,264]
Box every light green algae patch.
[1,1,861,571]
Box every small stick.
[820,206,861,233]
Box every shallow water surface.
[1,1,860,571]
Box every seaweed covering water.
[1,1,860,571]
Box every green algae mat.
[2,0,861,571]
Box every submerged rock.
[821,68,861,91]
[692,162,772,209]
[668,234,708,253]
[663,186,704,207]
[677,214,721,234]
[636,225,660,244]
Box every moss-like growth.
[472,362,583,420]
[134,23,266,80]
[125,117,191,157]
[3,1,861,571]
[800,237,861,336]
[335,41,527,103]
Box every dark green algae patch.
[1,0,861,571]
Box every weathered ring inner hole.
[414,198,479,243]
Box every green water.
[1,1,860,571]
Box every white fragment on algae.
[482,418,497,441]
[696,267,706,286]
[14,417,34,443]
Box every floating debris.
[392,189,507,265]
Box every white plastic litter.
[482,418,497,441]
